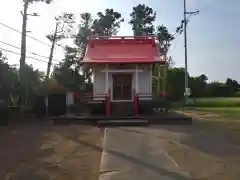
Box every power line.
[0,22,22,34]
[0,22,51,47]
[173,11,199,38]
[0,22,65,51]
[0,40,61,62]
[0,47,56,64]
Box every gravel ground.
[154,111,240,180]
[108,121,240,180]
[1,113,239,180]
[0,122,102,180]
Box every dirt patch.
[157,118,240,180]
[0,121,102,180]
[178,110,240,137]
[178,110,221,120]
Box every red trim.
[90,38,156,45]
[81,61,164,64]
[81,59,164,64]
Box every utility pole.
[19,0,39,106]
[183,0,199,104]
[183,0,188,104]
[46,20,59,79]
[20,1,39,82]
[19,1,28,83]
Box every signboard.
[184,88,191,96]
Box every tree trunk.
[162,43,169,94]
[19,1,28,107]
[46,22,58,79]
[80,43,92,83]
[20,1,28,82]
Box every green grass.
[196,107,240,119]
[193,107,240,136]
[187,97,240,107]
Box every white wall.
[93,64,152,100]
[66,92,74,106]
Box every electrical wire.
[0,22,65,51]
[0,47,55,64]
[0,40,61,62]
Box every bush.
[0,108,8,126]
[67,104,78,114]
[234,91,240,97]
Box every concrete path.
[99,127,191,180]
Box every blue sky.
[0,0,239,82]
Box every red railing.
[159,92,168,98]
[106,89,111,116]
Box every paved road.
[99,127,190,180]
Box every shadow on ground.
[61,132,190,180]
[115,114,240,180]
[149,118,240,180]
[118,119,240,158]
[0,121,101,180]
[157,120,240,156]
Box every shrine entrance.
[112,74,132,100]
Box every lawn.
[188,97,240,107]
[180,107,240,136]
[196,107,240,119]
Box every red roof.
[81,36,164,64]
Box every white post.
[105,64,108,93]
[45,96,48,116]
[66,92,74,106]
[92,66,95,83]
[135,64,139,93]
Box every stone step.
[97,119,149,127]
[111,102,134,116]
